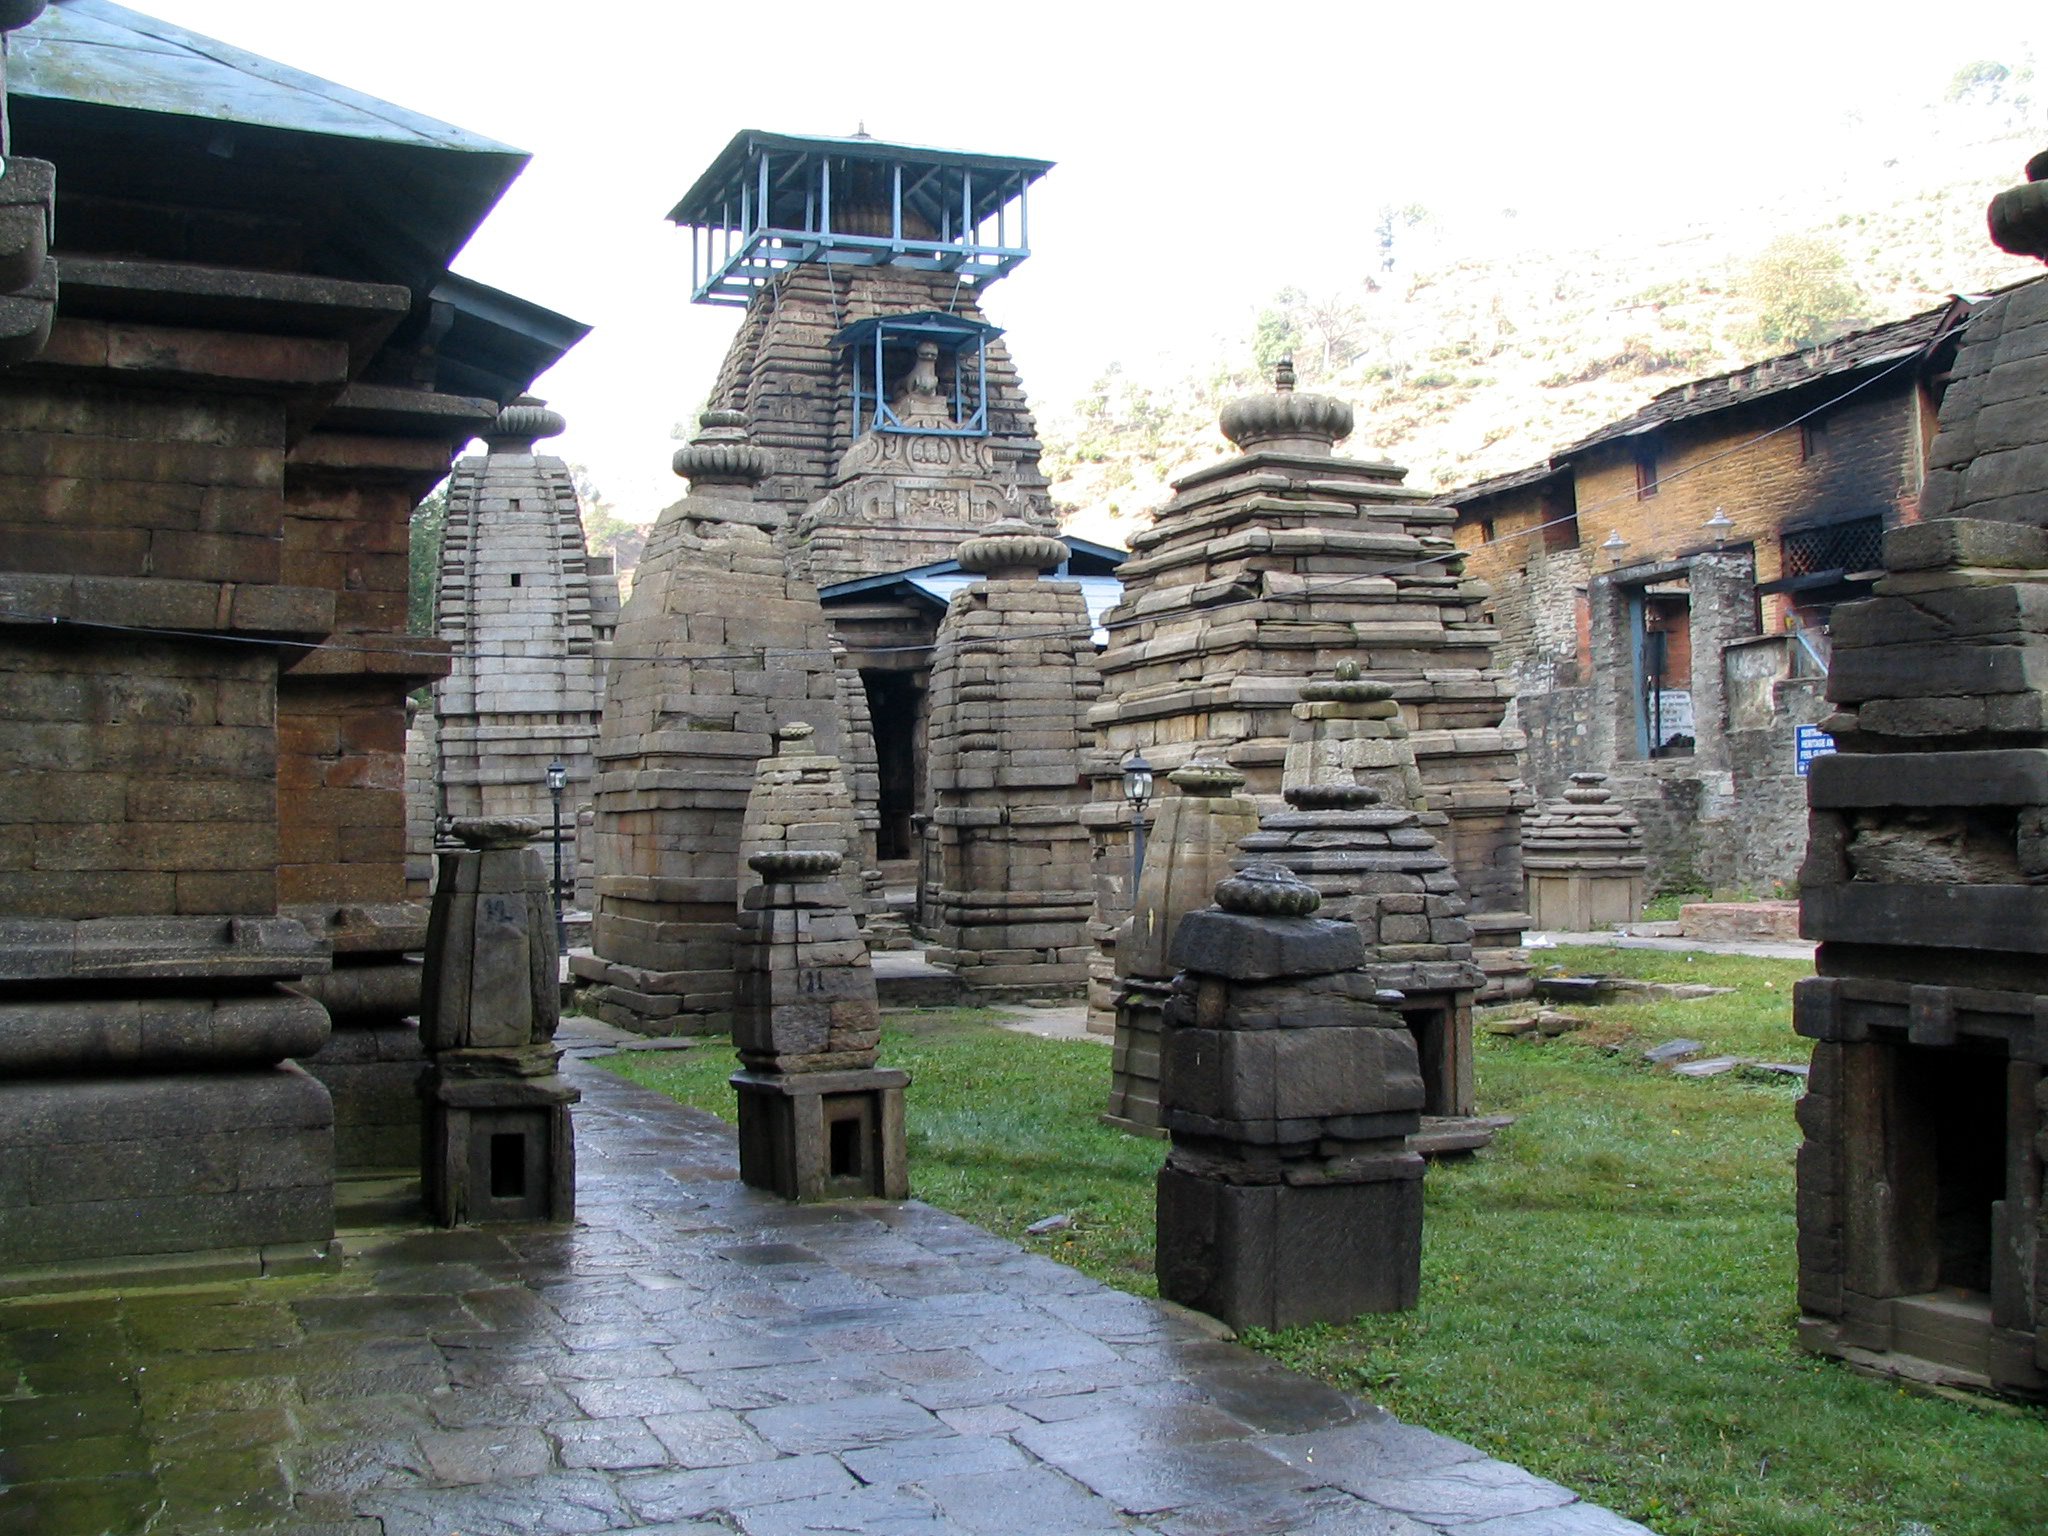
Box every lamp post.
[1121,751,1155,891]
[545,758,567,951]
[1704,507,1734,548]
[1602,529,1629,567]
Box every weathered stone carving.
[923,520,1098,992]
[419,817,577,1226]
[1087,361,1532,1021]
[731,847,908,1202]
[1521,771,1649,932]
[1794,155,2048,1399]
[1106,757,1261,1134]
[1155,863,1425,1331]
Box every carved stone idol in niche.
[890,341,953,428]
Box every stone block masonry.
[431,399,619,896]
[1087,360,1530,1016]
[1155,863,1424,1332]
[1792,160,2048,1401]
[924,521,1099,993]
[580,414,869,1035]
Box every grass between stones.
[600,946,2048,1536]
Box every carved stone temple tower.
[431,398,619,887]
[1087,362,1533,1013]
[666,131,1071,879]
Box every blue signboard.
[1795,724,1836,777]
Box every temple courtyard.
[0,1028,1647,1536]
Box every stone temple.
[425,396,619,897]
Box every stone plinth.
[1155,864,1424,1332]
[1088,361,1531,1011]
[1522,772,1648,932]
[287,902,429,1172]
[431,399,617,891]
[1793,178,2048,1402]
[1238,781,1487,1133]
[1107,759,1260,1135]
[0,916,337,1272]
[731,849,907,1201]
[580,414,863,1035]
[924,521,1099,993]
[420,818,577,1226]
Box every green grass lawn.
[603,947,2048,1536]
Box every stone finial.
[1168,756,1247,797]
[1564,771,1613,804]
[482,396,567,453]
[1215,861,1322,917]
[449,816,542,850]
[1988,150,2048,263]
[672,409,770,488]
[776,721,817,752]
[1299,659,1396,705]
[956,517,1069,577]
[1218,357,1353,456]
[1284,782,1382,810]
[748,848,843,880]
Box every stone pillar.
[1239,782,1489,1145]
[1155,863,1425,1331]
[1521,772,1648,932]
[731,849,909,1202]
[420,818,578,1225]
[924,520,1099,993]
[1793,152,2048,1400]
[1105,758,1260,1134]
[580,412,862,1034]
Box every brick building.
[1446,299,2000,895]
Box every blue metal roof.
[12,1,524,154]
[832,311,1004,351]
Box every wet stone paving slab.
[0,1059,1654,1535]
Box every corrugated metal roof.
[11,0,524,155]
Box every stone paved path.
[0,1059,1653,1536]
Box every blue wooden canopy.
[669,130,1052,307]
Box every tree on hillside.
[1736,235,1868,354]
[1374,202,1429,272]
[1253,287,1367,379]
[406,482,447,635]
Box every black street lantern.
[1122,752,1155,888]
[545,759,567,951]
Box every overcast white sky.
[133,0,2042,517]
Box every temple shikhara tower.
[667,131,1077,872]
[429,397,618,887]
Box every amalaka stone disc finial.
[1284,782,1382,810]
[1988,149,2048,263]
[450,816,542,850]
[956,517,1069,577]
[1214,861,1322,917]
[748,848,843,880]
[1218,354,1354,457]
[1300,659,1396,704]
[482,396,567,453]
[672,409,770,488]
[776,722,817,753]
[1168,756,1248,798]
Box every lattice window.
[1782,516,1883,578]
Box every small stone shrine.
[1087,358,1531,1014]
[923,519,1099,992]
[1155,863,1425,1331]
[740,722,874,931]
[731,848,909,1202]
[1522,772,1649,932]
[431,398,620,889]
[580,413,861,1034]
[1105,757,1261,1134]
[1793,152,2048,1398]
[1238,780,1488,1144]
[420,818,577,1226]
